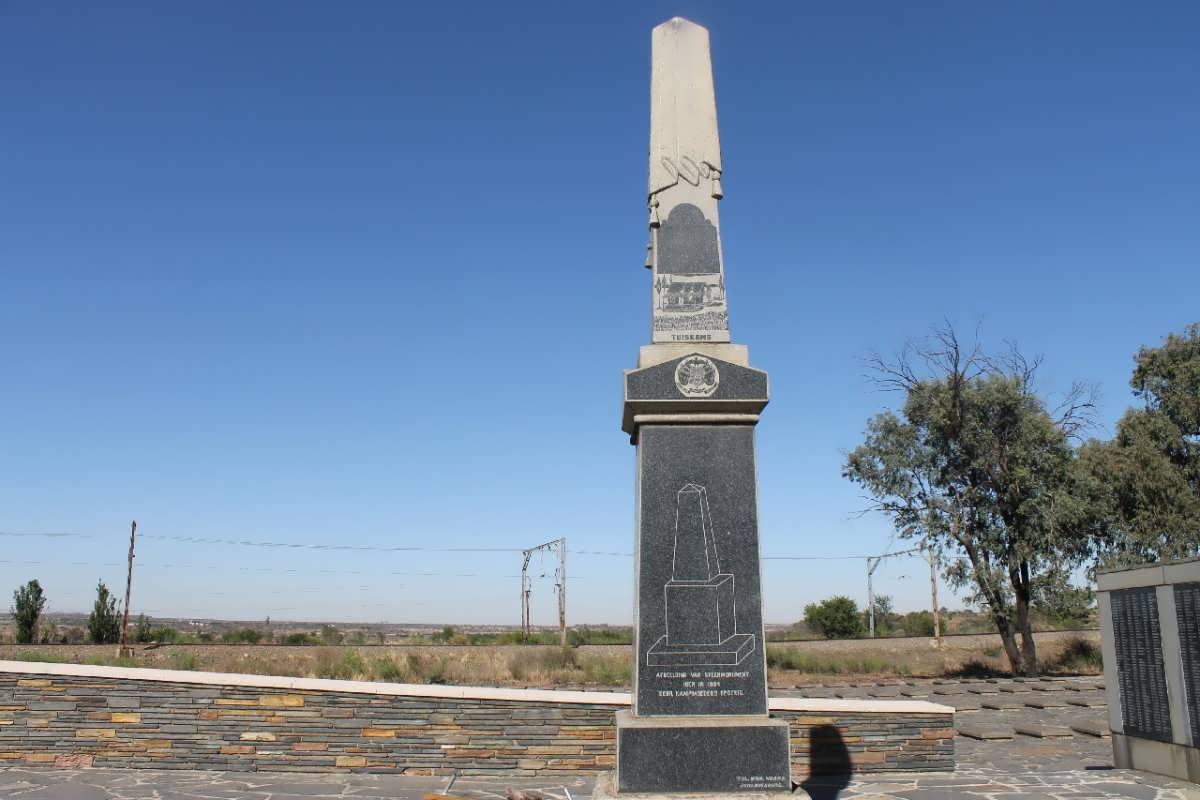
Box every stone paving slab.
[1071,719,1112,738]
[1014,723,1074,738]
[4,766,1193,800]
[957,724,1015,740]
[1025,696,1070,708]
[981,697,1025,710]
[0,768,592,799]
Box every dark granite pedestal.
[615,712,792,794]
[617,352,791,794]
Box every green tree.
[133,614,153,643]
[1031,568,1094,629]
[899,610,935,637]
[843,326,1102,675]
[1081,323,1200,564]
[803,595,863,639]
[87,580,122,644]
[865,594,896,636]
[11,579,46,645]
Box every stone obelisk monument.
[613,17,791,796]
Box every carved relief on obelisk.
[647,483,755,666]
[645,17,731,344]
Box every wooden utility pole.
[118,520,136,657]
[928,547,942,647]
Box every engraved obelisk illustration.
[647,483,755,667]
[613,17,792,796]
[646,18,730,344]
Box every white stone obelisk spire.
[646,18,730,344]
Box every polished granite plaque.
[1173,582,1200,743]
[1111,587,1172,742]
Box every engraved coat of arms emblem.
[674,355,720,397]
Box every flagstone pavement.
[1,676,1196,799]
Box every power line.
[140,534,525,553]
[3,527,946,563]
[0,558,585,582]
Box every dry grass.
[1,630,1100,687]
[0,644,631,688]
[764,630,1102,683]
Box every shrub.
[151,626,182,643]
[863,595,897,636]
[580,654,631,685]
[1042,637,1103,674]
[371,656,406,682]
[508,647,579,682]
[424,657,449,684]
[319,625,342,645]
[220,628,263,644]
[314,648,367,680]
[11,579,46,644]
[803,596,863,639]
[169,651,198,670]
[133,614,152,643]
[568,626,633,646]
[900,610,936,637]
[87,580,121,644]
[282,632,315,646]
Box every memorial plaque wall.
[1173,582,1200,744]
[1110,587,1172,742]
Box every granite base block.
[616,710,791,794]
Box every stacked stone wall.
[0,663,952,777]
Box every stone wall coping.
[768,696,952,714]
[1097,556,1200,591]
[0,660,952,715]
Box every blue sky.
[2,2,1198,625]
